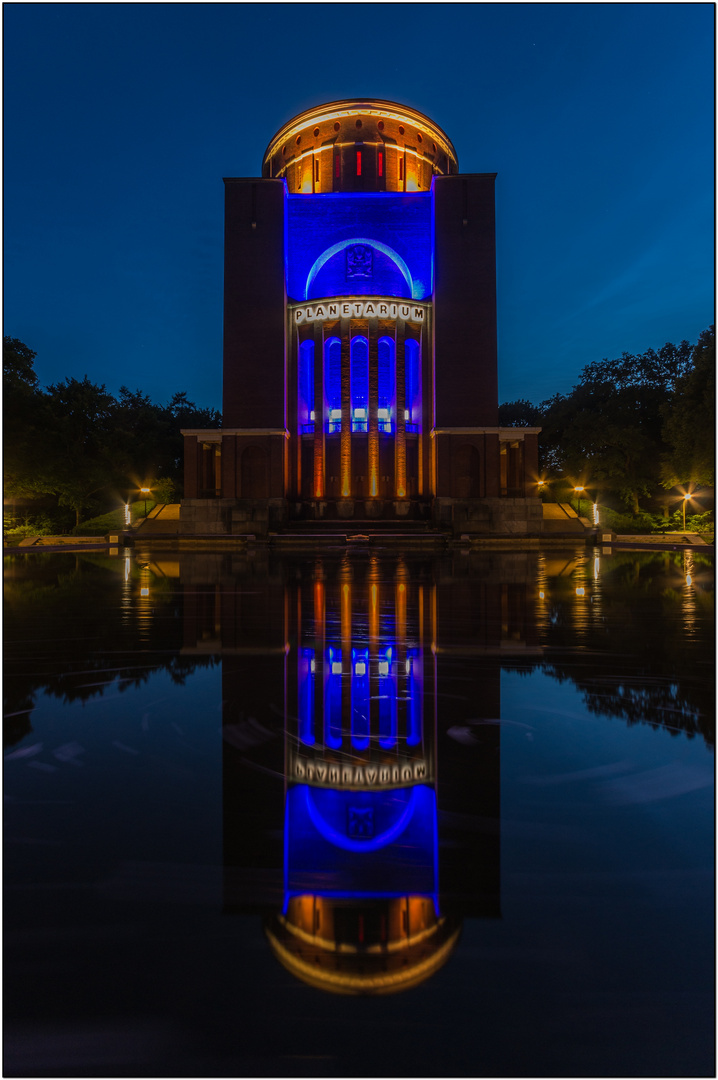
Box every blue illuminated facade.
[216,550,508,993]
[181,96,543,540]
[286,192,433,302]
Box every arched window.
[405,338,420,431]
[298,339,314,431]
[378,336,395,432]
[351,336,368,431]
[324,337,341,431]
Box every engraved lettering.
[342,303,351,316]
[354,767,365,785]
[328,304,338,316]
[364,302,376,316]
[379,304,388,316]
[413,307,425,322]
[365,766,378,784]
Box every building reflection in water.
[176,550,543,995]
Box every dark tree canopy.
[3,337,222,527]
[499,328,714,513]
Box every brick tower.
[181,99,541,535]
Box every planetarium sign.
[293,298,428,326]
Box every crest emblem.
[346,244,373,280]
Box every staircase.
[272,518,450,546]
[132,504,181,536]
[541,503,591,535]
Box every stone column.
[221,434,237,499]
[339,321,352,507]
[312,324,325,499]
[395,328,407,499]
[288,329,299,500]
[183,435,199,498]
[367,319,379,501]
[523,432,539,495]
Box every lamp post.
[140,487,151,517]
[575,484,599,527]
[682,492,691,532]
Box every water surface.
[4,547,714,1077]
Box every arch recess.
[304,237,414,300]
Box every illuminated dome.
[262,99,459,193]
[265,895,461,995]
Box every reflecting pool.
[4,546,714,1077]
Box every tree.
[39,377,120,526]
[4,337,39,393]
[535,339,698,513]
[661,327,715,489]
[498,399,544,427]
[3,337,52,502]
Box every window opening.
[351,336,369,431]
[405,338,420,432]
[298,339,315,433]
[324,337,341,432]
[378,337,395,432]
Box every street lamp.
[575,485,599,526]
[682,492,691,531]
[140,487,151,517]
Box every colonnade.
[290,317,427,503]
[287,559,434,786]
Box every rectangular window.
[378,151,383,177]
[315,157,319,182]
[356,150,362,176]
[399,157,404,181]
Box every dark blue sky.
[5,3,714,411]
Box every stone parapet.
[433,497,544,536]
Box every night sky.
[4,3,713,412]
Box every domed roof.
[262,98,458,173]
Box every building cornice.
[431,427,542,437]
[181,428,290,440]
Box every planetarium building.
[181,99,541,535]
